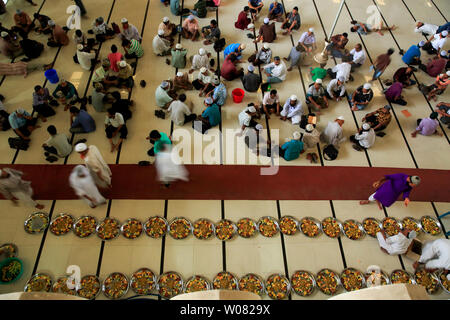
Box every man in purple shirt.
[385,82,407,106]
[411,112,442,137]
[360,174,421,210]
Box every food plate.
[420,216,442,235]
[362,217,382,237]
[77,275,101,299]
[382,217,402,236]
[321,217,342,238]
[364,270,390,287]
[144,216,168,239]
[438,271,450,294]
[0,258,22,283]
[257,216,279,238]
[316,269,340,295]
[265,274,291,300]
[73,215,97,238]
[102,272,129,299]
[215,219,237,241]
[158,271,184,299]
[96,217,120,240]
[184,275,211,293]
[49,213,74,236]
[238,273,265,296]
[52,276,77,295]
[213,271,238,290]
[169,217,193,240]
[130,268,157,295]
[390,269,415,284]
[24,212,49,234]
[236,218,258,238]
[120,218,143,239]
[342,219,365,240]
[0,243,18,259]
[340,268,365,292]
[290,270,316,296]
[279,216,299,236]
[414,269,440,294]
[193,218,215,240]
[401,217,422,233]
[300,217,322,238]
[24,273,52,292]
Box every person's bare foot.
[287,67,292,72]
[35,204,45,210]
[359,200,369,205]
[189,69,194,74]
[351,107,358,111]
[376,200,383,210]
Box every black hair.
[111,44,117,53]
[343,32,348,37]
[110,91,121,100]
[244,6,249,11]
[350,27,357,32]
[34,85,42,92]
[355,43,362,49]
[179,94,186,102]
[75,29,82,37]
[33,13,39,19]
[229,54,237,62]
[274,56,280,61]
[387,48,395,55]
[107,108,115,115]
[70,106,80,114]
[350,20,357,24]
[248,103,255,107]
[47,125,57,135]
[122,39,130,47]
[150,130,161,139]
[430,112,438,119]
[293,6,298,11]
[270,89,277,95]
[210,19,217,26]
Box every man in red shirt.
[221,54,243,81]
[235,6,251,30]
[419,50,447,77]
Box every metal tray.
[279,216,299,236]
[102,272,129,299]
[120,218,143,239]
[213,271,238,290]
[381,217,403,236]
[236,218,258,238]
[49,213,74,236]
[414,269,440,294]
[215,219,237,241]
[265,273,291,300]
[157,271,184,299]
[184,275,212,293]
[192,218,215,240]
[299,217,322,238]
[390,269,416,285]
[257,216,280,238]
[362,217,382,238]
[420,215,442,236]
[77,275,101,299]
[130,268,157,295]
[168,217,193,240]
[342,219,365,240]
[321,217,343,238]
[73,215,97,238]
[52,276,77,295]
[144,216,168,239]
[364,269,390,287]
[290,270,316,297]
[24,273,52,292]
[437,271,450,294]
[340,268,366,292]
[96,217,121,240]
[315,268,341,295]
[238,273,265,296]
[0,243,18,259]
[401,216,422,233]
[24,212,49,234]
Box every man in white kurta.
[280,95,302,125]
[75,143,112,188]
[190,48,210,73]
[69,165,106,208]
[320,117,346,148]
[0,168,44,209]
[155,145,189,186]
[153,29,171,56]
[376,228,415,255]
[415,239,450,272]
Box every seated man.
[414,21,438,36]
[119,18,142,42]
[302,124,320,150]
[155,81,175,109]
[201,19,220,45]
[385,82,407,106]
[248,0,264,20]
[349,83,373,111]
[122,38,144,59]
[297,28,316,53]
[110,91,133,121]
[224,43,246,60]
[284,43,304,72]
[158,17,177,42]
[278,131,304,161]
[108,45,123,72]
[191,0,207,18]
[422,30,448,55]
[326,32,349,58]
[105,108,127,152]
[280,95,302,125]
[413,239,450,272]
[173,71,193,91]
[262,89,280,119]
[76,44,97,71]
[0,32,22,58]
[239,104,260,132]
[420,72,450,101]
[350,122,376,151]
[168,94,197,126]
[393,66,416,88]
[255,18,276,43]
[306,79,328,114]
[182,16,200,41]
[8,108,38,140]
[12,9,34,38]
[147,130,172,157]
[70,106,96,133]
[33,85,56,122]
[310,65,327,82]
[190,48,211,73]
[411,112,441,138]
[281,6,300,35]
[117,60,134,92]
[320,116,345,149]
[90,17,115,42]
[235,6,252,30]
[193,67,214,96]
[248,43,272,66]
[53,78,79,110]
[436,102,450,129]
[209,76,227,107]
[362,105,392,132]
[348,43,366,72]
[153,29,172,56]
[326,77,346,102]
[169,43,187,69]
[419,50,447,77]
[194,97,221,134]
[19,34,44,61]
[241,65,261,92]
[91,83,112,112]
[268,1,284,22]
[221,53,244,81]
[42,125,72,159]
[264,56,286,84]
[376,228,416,255]
[327,58,352,82]
[34,13,52,34]
[401,41,425,66]
[92,59,119,90]
[47,20,69,47]
[350,19,396,36]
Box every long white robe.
[0,168,36,207]
[321,121,345,148]
[69,165,106,207]
[83,145,112,188]
[155,149,189,184]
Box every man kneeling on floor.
[277,131,304,161]
[349,122,375,151]
[42,125,72,162]
[194,97,221,134]
[377,228,416,255]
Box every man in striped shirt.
[122,38,144,59]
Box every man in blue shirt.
[268,1,284,22]
[9,108,38,140]
[224,43,246,60]
[210,76,227,106]
[70,106,96,133]
[401,41,425,66]
[248,0,264,20]
[194,97,220,134]
[278,131,304,161]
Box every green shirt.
[311,67,327,81]
[154,132,172,154]
[202,104,221,127]
[194,0,207,18]
[171,49,187,69]
[46,133,72,158]
[128,39,144,58]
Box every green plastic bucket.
[0,257,23,284]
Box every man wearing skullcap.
[0,31,22,58]
[224,43,246,60]
[241,64,261,92]
[0,168,44,209]
[195,97,220,134]
[420,50,448,77]
[182,15,200,41]
[173,71,193,91]
[12,9,34,38]
[422,30,448,56]
[264,56,286,84]
[280,95,303,125]
[268,1,284,22]
[360,174,421,209]
[155,81,175,109]
[278,131,304,161]
[91,83,111,113]
[192,67,214,96]
[168,93,197,126]
[350,122,375,151]
[239,104,260,132]
[92,59,118,89]
[306,79,328,114]
[53,78,80,110]
[8,108,38,141]
[153,29,172,56]
[75,143,112,188]
[326,77,346,102]
[169,43,187,69]
[47,20,69,47]
[376,228,416,256]
[190,48,211,73]
[298,28,316,53]
[401,41,425,66]
[349,83,373,111]
[320,116,345,148]
[210,76,227,106]
[69,165,106,208]
[91,17,115,42]
[412,112,442,137]
[362,105,392,132]
[201,19,220,45]
[248,43,272,67]
[117,60,134,92]
[76,43,96,71]
[302,124,320,150]
[159,17,177,42]
[119,18,141,42]
[255,18,276,43]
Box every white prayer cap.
[309,27,314,32]
[119,60,127,68]
[337,76,345,82]
[177,71,184,77]
[407,230,417,239]
[247,106,257,113]
[48,20,55,26]
[290,95,298,101]
[447,70,450,76]
[363,83,372,90]
[248,65,254,72]
[410,175,421,185]
[188,15,195,21]
[362,123,371,130]
[205,97,213,104]
[121,18,128,23]
[293,131,301,140]
[161,81,169,88]
[418,40,426,47]
[157,29,165,36]
[440,50,447,57]
[1,31,8,38]
[200,67,207,73]
[75,143,88,153]
[255,124,263,131]
[77,44,84,51]
[212,76,220,84]
[199,48,206,55]
[163,16,170,22]
[315,78,322,84]
[305,124,314,132]
[239,43,246,50]
[263,43,269,49]
[247,23,254,29]
[16,108,26,114]
[442,30,448,36]
[176,43,182,49]
[337,116,345,121]
[447,274,450,281]
[264,17,269,24]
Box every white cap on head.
[315,78,322,84]
[48,20,55,26]
[240,43,246,50]
[337,76,345,82]
[177,71,183,77]
[0,31,8,38]
[75,143,88,153]
[247,106,257,113]
[264,17,269,24]
[77,44,84,50]
[163,17,169,22]
[176,43,182,49]
[309,27,314,32]
[442,30,448,36]
[212,76,220,85]
[199,48,206,55]
[119,60,127,68]
[418,40,426,47]
[410,175,421,185]
[290,95,298,101]
[293,131,301,140]
[255,124,263,131]
[247,23,254,29]
[440,50,447,57]
[188,15,195,21]
[337,116,345,121]
[407,230,417,239]
[200,67,207,73]
[121,18,128,23]
[363,83,372,90]
[362,123,371,130]
[205,97,213,104]
[263,43,269,49]
[305,124,314,132]
[248,65,254,72]
[16,108,26,114]
[447,71,450,77]
[161,81,169,88]
[157,29,165,36]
